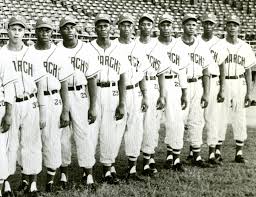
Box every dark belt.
[211,75,218,78]
[165,75,178,79]
[187,77,202,83]
[145,76,156,80]
[126,83,139,90]
[68,85,84,91]
[225,74,244,79]
[44,89,59,95]
[16,93,35,102]
[97,82,116,88]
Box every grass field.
[9,123,256,197]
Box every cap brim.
[9,22,26,28]
[95,19,110,24]
[36,24,53,29]
[118,19,133,24]
[139,16,154,23]
[227,20,240,25]
[159,19,172,24]
[202,19,217,23]
[182,17,197,24]
[60,21,76,27]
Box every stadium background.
[0,0,256,51]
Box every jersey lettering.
[224,54,245,66]
[167,52,180,66]
[147,55,160,71]
[128,55,139,71]
[71,57,88,74]
[210,50,218,63]
[43,61,59,78]
[98,55,121,74]
[189,53,205,67]
[13,60,33,76]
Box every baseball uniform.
[3,44,47,176]
[59,40,100,169]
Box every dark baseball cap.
[202,13,217,24]
[36,17,53,29]
[159,13,173,24]
[94,13,111,24]
[8,15,26,28]
[139,13,154,23]
[118,13,134,24]
[59,16,76,28]
[226,15,241,25]
[182,14,197,24]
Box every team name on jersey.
[71,57,88,74]
[210,50,218,63]
[98,55,121,74]
[43,61,59,78]
[13,60,33,76]
[128,55,139,71]
[224,54,245,66]
[189,53,205,67]
[167,52,180,66]
[147,55,160,71]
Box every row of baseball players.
[0,11,255,197]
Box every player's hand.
[88,107,96,124]
[60,110,70,128]
[217,90,225,103]
[201,94,209,108]
[244,94,251,108]
[181,94,187,110]
[115,103,125,121]
[40,121,46,130]
[141,96,148,112]
[156,96,165,110]
[1,113,11,133]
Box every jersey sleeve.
[156,49,171,76]
[2,62,17,86]
[34,63,47,82]
[85,52,101,79]
[58,58,74,82]
[202,45,214,70]
[244,45,256,69]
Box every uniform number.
[81,92,87,98]
[113,90,119,96]
[174,82,180,87]
[0,101,5,107]
[32,102,39,108]
[242,80,246,85]
[154,84,158,89]
[216,81,220,86]
[54,99,62,105]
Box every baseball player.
[32,17,74,192]
[88,13,128,184]
[138,13,170,175]
[157,13,189,172]
[215,15,255,163]
[58,16,100,189]
[0,45,17,197]
[114,13,150,181]
[199,13,228,165]
[176,14,212,168]
[4,16,47,197]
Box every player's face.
[118,22,133,38]
[60,24,77,41]
[202,21,215,34]
[95,21,111,38]
[226,22,239,37]
[8,25,25,43]
[36,27,52,42]
[183,20,197,36]
[139,19,153,36]
[158,21,172,37]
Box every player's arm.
[179,68,188,110]
[201,68,210,108]
[37,78,47,129]
[217,62,225,103]
[244,68,252,107]
[87,75,97,124]
[139,77,148,112]
[156,73,166,110]
[115,73,126,120]
[60,80,70,128]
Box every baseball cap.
[202,13,217,24]
[94,13,111,24]
[139,13,154,23]
[59,16,76,28]
[182,14,197,24]
[159,13,173,24]
[118,13,134,24]
[226,15,240,25]
[36,17,53,29]
[8,15,26,28]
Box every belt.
[225,74,244,79]
[145,76,156,80]
[211,75,218,78]
[68,85,84,91]
[16,93,35,102]
[126,83,139,90]
[97,82,116,88]
[44,89,59,95]
[187,77,202,83]
[165,75,178,79]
